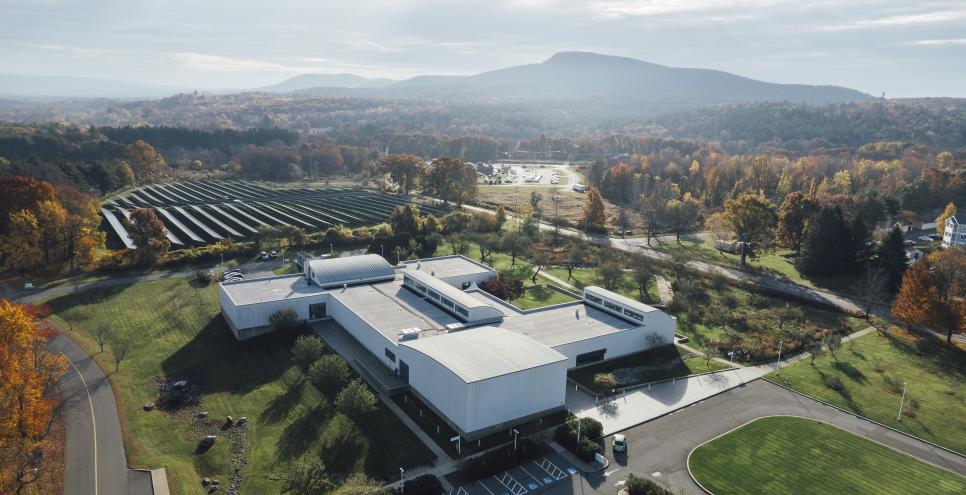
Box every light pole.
[399,467,404,484]
[775,339,784,370]
[512,428,520,451]
[381,244,385,257]
[220,253,224,267]
[896,381,908,420]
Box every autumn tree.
[723,193,778,266]
[123,140,168,180]
[0,301,68,493]
[1,210,42,271]
[423,157,477,205]
[379,154,425,194]
[776,192,819,253]
[613,205,631,238]
[580,187,607,232]
[665,193,701,242]
[892,256,965,344]
[936,202,956,235]
[0,176,56,233]
[35,200,66,268]
[481,273,524,301]
[125,208,170,266]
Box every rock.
[197,411,209,418]
[237,417,248,426]
[208,485,219,493]
[212,479,220,485]
[199,435,216,447]
[143,402,155,411]
[225,415,233,426]
[202,478,211,486]
[173,380,188,389]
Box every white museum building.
[219,254,676,438]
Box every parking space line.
[477,481,496,495]
[518,466,543,485]
[457,487,471,495]
[536,458,567,480]
[497,472,528,495]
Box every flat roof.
[329,282,456,343]
[461,290,634,347]
[401,326,567,383]
[401,255,495,280]
[221,275,324,306]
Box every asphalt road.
[50,334,134,495]
[538,380,966,495]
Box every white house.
[942,216,966,249]
[218,254,676,438]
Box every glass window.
[456,306,469,317]
[385,348,396,362]
[604,301,623,312]
[576,349,606,366]
[441,298,455,309]
[585,294,603,304]
[623,308,644,321]
[428,290,440,300]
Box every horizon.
[1,1,965,98]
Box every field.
[688,416,965,495]
[44,278,432,494]
[511,285,579,310]
[569,345,730,393]
[475,185,644,232]
[767,327,966,454]
[544,266,660,304]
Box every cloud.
[167,52,319,73]
[822,8,966,30]
[906,38,966,46]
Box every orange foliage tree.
[892,251,966,343]
[0,300,68,493]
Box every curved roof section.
[400,327,566,383]
[308,254,395,288]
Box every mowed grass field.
[767,327,966,454]
[44,278,433,494]
[688,416,966,495]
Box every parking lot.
[447,453,578,495]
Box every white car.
[613,434,627,452]
[917,236,933,242]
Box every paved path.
[535,268,579,291]
[570,326,880,435]
[653,275,673,306]
[50,334,153,495]
[592,380,966,495]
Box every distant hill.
[378,52,871,104]
[0,73,186,98]
[256,73,396,93]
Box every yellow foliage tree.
[936,202,956,236]
[1,210,43,271]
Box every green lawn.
[688,416,965,495]
[44,278,433,494]
[570,345,730,393]
[543,267,659,304]
[511,285,578,310]
[767,328,966,454]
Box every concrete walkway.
[570,326,879,436]
[536,268,579,292]
[653,275,673,306]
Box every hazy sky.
[1,0,964,97]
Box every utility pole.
[896,381,908,420]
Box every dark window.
[604,301,623,312]
[417,283,427,293]
[456,306,469,318]
[623,308,644,321]
[399,360,410,384]
[576,349,606,366]
[585,294,603,305]
[385,348,396,362]
[428,290,440,300]
[441,298,455,309]
[309,302,326,320]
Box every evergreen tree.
[875,226,909,293]
[797,207,857,277]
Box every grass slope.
[569,345,730,393]
[689,416,965,495]
[44,278,432,494]
[766,327,966,454]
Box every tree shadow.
[276,403,329,461]
[261,377,306,425]
[160,315,301,395]
[831,361,868,384]
[44,278,141,315]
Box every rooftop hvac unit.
[445,322,465,331]
[398,327,421,341]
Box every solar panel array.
[101,180,443,249]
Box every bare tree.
[853,266,888,319]
[808,340,824,365]
[699,340,721,366]
[94,324,111,353]
[110,336,130,372]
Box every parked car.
[918,236,933,242]
[270,250,278,258]
[613,434,627,452]
[260,251,269,260]
[904,240,916,247]
[929,233,942,240]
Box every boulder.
[202,478,211,486]
[225,415,233,426]
[237,417,248,426]
[143,402,155,411]
[197,411,209,418]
